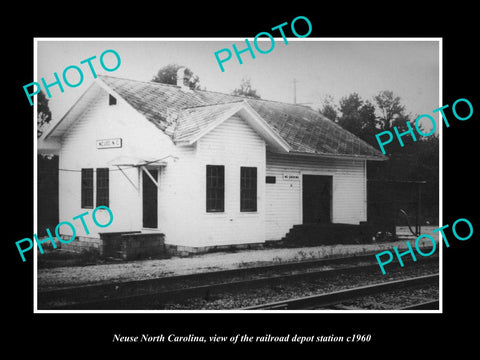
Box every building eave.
[273,150,388,162]
[41,81,100,140]
[185,101,291,153]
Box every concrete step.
[280,223,374,246]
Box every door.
[142,168,158,228]
[302,175,332,224]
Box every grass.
[38,248,102,269]
[37,246,173,269]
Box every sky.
[36,38,440,128]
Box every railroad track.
[39,251,438,310]
[242,274,439,310]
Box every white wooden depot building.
[38,71,385,256]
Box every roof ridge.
[181,100,245,110]
[98,74,182,89]
[194,86,316,110]
[98,74,315,110]
[97,75,384,159]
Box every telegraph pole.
[292,78,312,106]
[293,78,297,104]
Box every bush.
[79,248,101,263]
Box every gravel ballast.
[37,228,441,291]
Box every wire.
[59,166,135,173]
[54,155,178,172]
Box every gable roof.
[173,101,291,152]
[173,101,245,142]
[42,75,385,161]
[97,75,385,161]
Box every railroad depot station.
[38,70,388,259]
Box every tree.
[37,90,52,137]
[319,95,338,122]
[373,90,407,131]
[359,100,377,132]
[337,93,377,146]
[231,77,261,99]
[367,134,439,224]
[338,93,364,134]
[372,90,414,153]
[320,89,438,225]
[152,64,201,90]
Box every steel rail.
[44,257,438,310]
[47,262,384,310]
[39,250,438,310]
[241,273,439,310]
[399,300,439,310]
[39,250,430,306]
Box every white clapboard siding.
[58,90,176,238]
[157,144,200,244]
[175,115,267,247]
[266,152,367,240]
[57,86,369,249]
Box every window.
[81,168,94,208]
[109,94,117,105]
[241,167,257,212]
[81,168,109,208]
[206,165,224,212]
[96,168,109,207]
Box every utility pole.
[293,78,297,104]
[292,78,312,106]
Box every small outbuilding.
[38,71,385,257]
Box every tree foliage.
[231,77,261,99]
[320,103,338,122]
[37,90,52,137]
[337,93,377,146]
[321,90,415,149]
[152,63,201,90]
[373,90,407,131]
[319,95,338,122]
[319,90,439,224]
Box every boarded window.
[96,168,109,207]
[81,168,94,208]
[206,165,224,212]
[241,167,257,212]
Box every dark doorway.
[302,175,332,224]
[142,168,158,228]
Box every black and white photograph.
[6,6,478,354]
[34,38,441,312]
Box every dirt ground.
[37,226,441,290]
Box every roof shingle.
[99,75,385,160]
